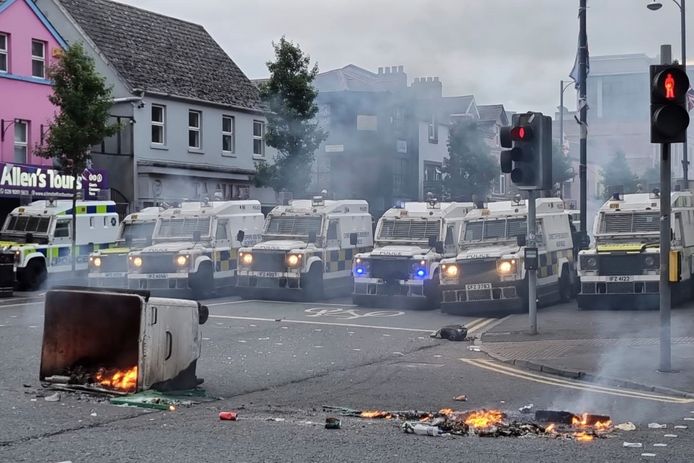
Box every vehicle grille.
[459,260,497,283]
[252,252,286,272]
[599,254,642,276]
[141,254,176,274]
[100,255,126,273]
[371,259,411,281]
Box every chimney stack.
[378,67,383,74]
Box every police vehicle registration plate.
[466,283,492,291]
[147,273,168,279]
[607,276,633,282]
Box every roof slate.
[57,0,262,111]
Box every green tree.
[256,37,327,197]
[600,151,638,198]
[35,43,119,271]
[442,120,496,201]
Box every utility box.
[40,287,208,393]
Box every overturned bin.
[40,287,209,393]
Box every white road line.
[461,358,693,404]
[0,301,44,309]
[206,300,357,308]
[209,314,435,333]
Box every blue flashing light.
[415,268,427,279]
[355,267,365,276]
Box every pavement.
[480,301,694,397]
[2,291,694,462]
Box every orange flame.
[438,408,455,416]
[95,366,138,392]
[545,423,556,433]
[574,432,594,442]
[464,410,504,429]
[571,413,612,430]
[360,410,392,419]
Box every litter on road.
[640,454,656,457]
[614,422,636,431]
[663,434,678,438]
[468,346,481,352]
[431,325,468,341]
[453,395,468,402]
[44,392,61,402]
[519,404,534,414]
[653,443,667,447]
[623,442,643,448]
[219,411,238,421]
[647,423,666,429]
[674,425,688,429]
[325,417,341,429]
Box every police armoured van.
[439,197,576,314]
[352,200,473,308]
[236,196,373,300]
[577,191,694,310]
[0,200,120,290]
[127,200,264,298]
[88,207,163,288]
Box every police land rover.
[236,196,373,300]
[127,200,264,298]
[439,197,576,314]
[577,191,694,310]
[0,200,120,290]
[88,207,163,288]
[351,200,473,308]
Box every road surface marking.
[304,307,405,320]
[461,358,693,404]
[207,300,357,308]
[465,318,498,334]
[0,301,44,309]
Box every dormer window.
[0,33,8,73]
[31,39,46,79]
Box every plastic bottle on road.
[403,422,444,436]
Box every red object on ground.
[219,411,238,421]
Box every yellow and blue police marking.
[58,204,117,215]
[213,248,237,272]
[537,249,574,279]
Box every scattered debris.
[623,442,643,448]
[653,443,667,447]
[266,418,285,422]
[468,346,481,352]
[22,384,32,388]
[519,404,534,414]
[219,411,237,421]
[648,423,666,429]
[663,434,678,438]
[431,325,468,341]
[615,422,636,431]
[535,410,576,424]
[325,417,341,429]
[44,392,61,402]
[674,425,688,430]
[641,453,656,458]
[453,395,468,402]
[90,412,97,417]
[403,422,445,436]
[110,388,208,410]
[684,417,694,421]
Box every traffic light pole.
[527,190,538,335]
[578,0,588,237]
[659,44,672,373]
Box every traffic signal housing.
[650,64,690,144]
[499,112,553,190]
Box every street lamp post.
[559,80,574,199]
[648,0,688,186]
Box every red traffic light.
[664,73,676,100]
[652,66,689,102]
[511,126,532,140]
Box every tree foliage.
[442,120,496,201]
[34,43,119,270]
[35,43,119,172]
[256,37,327,197]
[600,151,639,198]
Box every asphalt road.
[1,291,693,462]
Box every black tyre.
[190,263,214,299]
[19,259,46,291]
[559,266,572,302]
[422,274,441,310]
[302,264,324,301]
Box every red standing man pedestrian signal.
[665,73,675,100]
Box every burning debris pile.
[323,406,614,440]
[44,366,139,394]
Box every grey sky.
[120,0,691,115]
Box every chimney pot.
[391,65,397,73]
[385,67,391,74]
[398,65,404,73]
[378,67,383,74]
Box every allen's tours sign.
[0,163,108,199]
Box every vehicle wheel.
[190,263,214,299]
[559,266,572,302]
[422,274,441,310]
[302,264,324,301]
[19,259,46,291]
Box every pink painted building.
[0,0,65,166]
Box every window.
[216,221,228,240]
[356,115,378,131]
[31,40,46,79]
[327,221,338,240]
[0,33,7,73]
[188,110,201,149]
[14,121,27,163]
[253,120,265,156]
[151,105,166,144]
[428,115,438,143]
[222,115,235,154]
[55,219,71,238]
